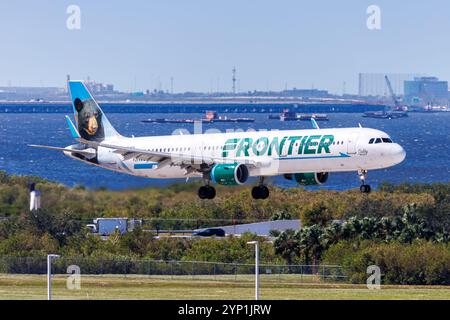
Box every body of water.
[0,111,449,191]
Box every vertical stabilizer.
[68,81,120,141]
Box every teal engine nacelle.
[284,172,329,185]
[210,163,249,186]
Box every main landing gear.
[251,177,269,200]
[358,169,371,193]
[198,184,216,199]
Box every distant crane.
[384,75,402,110]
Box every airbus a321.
[30,81,406,200]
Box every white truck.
[86,218,142,236]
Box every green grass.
[0,274,449,300]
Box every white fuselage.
[64,127,406,180]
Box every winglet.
[311,118,320,129]
[65,115,81,139]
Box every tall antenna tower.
[232,67,236,94]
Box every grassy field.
[0,274,449,300]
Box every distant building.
[404,77,449,106]
[358,73,422,97]
[85,78,115,94]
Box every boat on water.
[142,118,195,124]
[298,113,329,121]
[269,109,329,121]
[201,111,255,123]
[142,111,255,124]
[363,110,408,119]
[279,110,298,121]
[409,105,450,113]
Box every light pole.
[247,241,260,300]
[47,254,60,300]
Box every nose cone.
[392,144,406,164]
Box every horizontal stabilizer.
[65,115,81,139]
[28,144,96,156]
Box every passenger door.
[347,132,359,154]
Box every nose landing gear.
[251,177,270,200]
[358,170,371,193]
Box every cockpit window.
[369,138,375,144]
[382,138,393,143]
[375,138,382,144]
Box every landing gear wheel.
[251,186,260,199]
[252,185,269,200]
[360,184,371,193]
[206,185,216,199]
[357,170,371,194]
[198,185,216,199]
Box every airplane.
[30,81,406,200]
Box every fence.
[0,256,347,284]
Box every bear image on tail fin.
[74,97,105,141]
[69,81,120,142]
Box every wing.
[78,138,268,170]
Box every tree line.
[0,171,449,284]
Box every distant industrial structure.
[84,76,115,94]
[358,73,423,97]
[1,73,448,108]
[232,67,237,95]
[404,76,449,106]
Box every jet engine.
[284,172,329,185]
[210,163,249,185]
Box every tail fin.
[68,81,120,141]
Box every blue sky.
[0,0,449,93]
